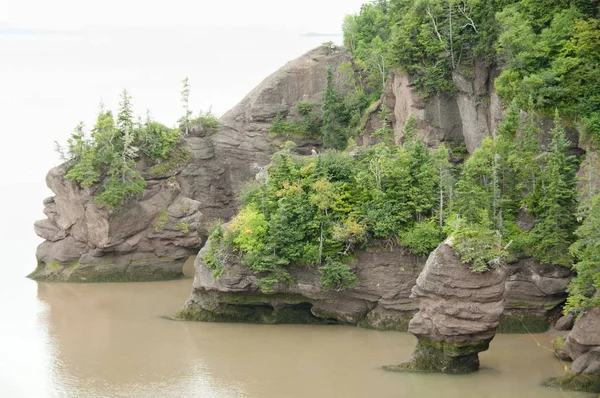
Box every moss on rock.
[358,310,415,332]
[496,312,549,333]
[383,340,483,374]
[28,262,186,283]
[544,373,600,393]
[175,304,339,325]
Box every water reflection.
[28,278,589,398]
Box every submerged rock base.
[28,255,189,283]
[391,239,507,373]
[176,296,339,325]
[384,339,489,374]
[545,372,600,394]
[178,289,416,327]
[545,306,600,393]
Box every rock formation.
[546,305,600,393]
[212,45,353,192]
[178,238,424,328]
[31,45,352,282]
[361,59,502,153]
[385,238,507,373]
[31,159,207,282]
[501,258,571,332]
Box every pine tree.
[179,77,192,135]
[530,111,578,265]
[431,144,452,231]
[403,115,436,222]
[321,68,347,150]
[565,194,600,311]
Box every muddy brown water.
[0,261,592,398]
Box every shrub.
[401,221,442,256]
[320,260,358,291]
[194,108,220,135]
[176,222,190,234]
[452,214,506,273]
[153,209,170,231]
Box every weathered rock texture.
[212,45,353,192]
[31,45,352,282]
[547,305,600,393]
[361,60,502,153]
[178,239,425,328]
[500,258,571,332]
[386,239,507,373]
[31,160,205,282]
[181,236,566,332]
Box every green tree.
[321,68,348,150]
[530,112,578,265]
[179,77,192,135]
[565,194,600,312]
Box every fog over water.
[0,2,590,397]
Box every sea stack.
[386,238,507,373]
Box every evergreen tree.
[431,143,452,231]
[530,112,578,265]
[403,115,436,222]
[566,194,600,311]
[321,68,347,150]
[179,77,192,135]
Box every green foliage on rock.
[60,89,187,210]
[565,194,600,312]
[401,221,441,256]
[320,260,358,291]
[452,212,506,273]
[202,221,226,278]
[209,117,451,289]
[193,108,220,135]
[343,0,600,144]
[529,113,579,266]
[448,101,580,271]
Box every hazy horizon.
[0,1,365,276]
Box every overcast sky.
[3,0,364,31]
[0,0,366,267]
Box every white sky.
[0,0,367,268]
[3,0,364,31]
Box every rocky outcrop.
[500,258,571,332]
[30,160,205,282]
[361,59,502,153]
[385,239,507,373]
[180,235,566,332]
[452,59,503,153]
[546,306,600,393]
[31,45,353,282]
[212,45,353,192]
[178,239,425,328]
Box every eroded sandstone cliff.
[178,238,424,328]
[31,46,352,282]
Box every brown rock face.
[453,59,503,153]
[31,162,204,282]
[565,307,600,359]
[179,237,424,328]
[547,306,600,393]
[394,239,507,373]
[213,45,353,192]
[502,258,571,330]
[362,60,502,153]
[31,45,356,282]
